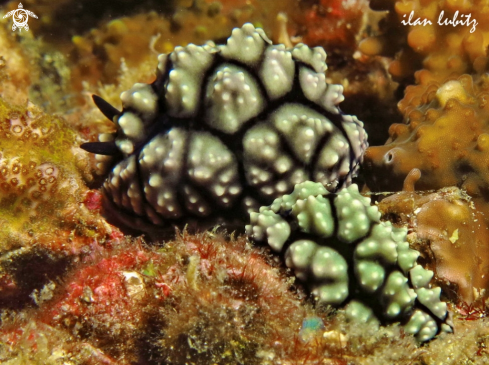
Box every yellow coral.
[365,73,489,197]
[0,98,108,252]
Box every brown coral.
[364,73,489,199]
[378,181,489,303]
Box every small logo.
[3,3,38,32]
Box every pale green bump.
[334,185,380,243]
[118,112,145,141]
[120,83,157,117]
[366,205,382,222]
[291,43,327,74]
[355,223,398,264]
[259,45,295,100]
[293,195,334,237]
[285,239,317,271]
[313,282,348,305]
[269,196,284,213]
[311,247,348,282]
[247,209,290,251]
[397,240,420,273]
[409,265,433,288]
[205,65,264,134]
[354,259,385,292]
[416,318,438,343]
[266,220,291,252]
[391,225,408,243]
[345,300,379,325]
[386,302,402,318]
[441,323,453,333]
[355,238,378,257]
[404,310,438,342]
[281,181,328,211]
[404,310,428,335]
[219,23,270,65]
[416,287,447,320]
[382,271,416,318]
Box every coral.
[69,0,300,93]
[0,97,109,252]
[0,22,32,104]
[359,0,489,85]
[295,0,370,52]
[361,24,489,305]
[0,98,120,310]
[81,23,367,232]
[378,179,489,304]
[247,181,451,342]
[364,73,489,201]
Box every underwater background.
[0,0,489,363]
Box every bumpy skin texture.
[88,23,367,230]
[246,181,451,342]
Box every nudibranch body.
[82,23,367,230]
[247,181,452,342]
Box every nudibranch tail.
[92,94,120,122]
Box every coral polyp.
[81,23,367,232]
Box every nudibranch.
[247,181,453,342]
[81,23,367,230]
